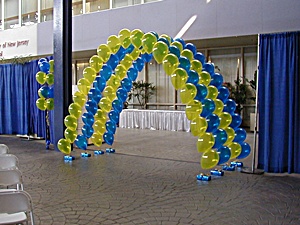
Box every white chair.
[0,169,24,191]
[0,154,19,170]
[0,190,35,225]
[0,144,9,155]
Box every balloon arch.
[36,28,251,170]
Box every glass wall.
[86,0,110,13]
[112,0,142,8]
[41,0,53,22]
[72,0,83,16]
[0,1,2,30]
[4,0,19,29]
[22,0,38,25]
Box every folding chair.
[0,144,9,155]
[0,169,24,191]
[0,190,35,225]
[0,154,19,170]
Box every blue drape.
[258,31,300,173]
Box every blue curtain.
[258,31,300,173]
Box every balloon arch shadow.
[41,29,251,170]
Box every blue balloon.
[141,53,153,63]
[82,112,95,126]
[88,87,102,104]
[108,110,120,124]
[39,86,50,98]
[94,76,106,92]
[223,99,236,114]
[126,44,134,54]
[213,129,228,149]
[174,38,186,48]
[237,142,251,159]
[48,86,54,98]
[150,31,159,39]
[85,99,98,115]
[106,120,117,134]
[194,84,208,102]
[39,61,50,73]
[38,58,47,65]
[116,88,128,103]
[210,73,224,89]
[100,64,113,81]
[201,99,216,118]
[194,52,205,65]
[185,43,197,55]
[217,86,230,102]
[116,46,126,61]
[82,124,94,138]
[233,128,247,144]
[127,66,139,81]
[169,46,180,58]
[203,63,215,74]
[103,132,114,145]
[157,37,169,46]
[112,99,123,113]
[206,114,220,133]
[107,54,119,70]
[217,146,231,165]
[179,56,190,72]
[75,134,87,150]
[132,58,144,72]
[121,78,132,92]
[230,113,242,129]
[187,70,199,85]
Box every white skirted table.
[119,109,190,132]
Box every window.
[72,0,83,16]
[86,0,110,13]
[41,0,53,22]
[112,0,142,9]
[22,0,38,26]
[4,0,19,29]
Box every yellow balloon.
[162,53,179,76]
[77,78,91,95]
[129,47,141,60]
[199,71,211,86]
[190,60,202,75]
[115,64,127,80]
[120,54,133,70]
[181,49,194,61]
[64,115,77,131]
[73,91,86,107]
[46,73,54,85]
[219,112,232,129]
[107,35,121,54]
[95,109,107,124]
[228,142,242,159]
[36,71,46,85]
[83,67,97,84]
[170,41,183,53]
[190,116,208,137]
[130,29,144,49]
[64,128,77,143]
[91,132,103,147]
[197,132,215,153]
[49,59,54,73]
[68,102,82,119]
[118,28,131,48]
[36,98,46,111]
[99,97,112,113]
[206,85,218,100]
[185,100,202,121]
[213,99,224,116]
[46,98,54,110]
[93,120,106,134]
[170,68,188,90]
[153,41,169,64]
[180,83,197,104]
[160,34,172,45]
[89,55,103,73]
[103,86,117,102]
[107,75,121,90]
[97,44,111,62]
[142,32,157,54]
[57,138,71,155]
[224,127,235,146]
[201,149,219,169]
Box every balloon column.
[36,58,54,149]
[54,28,251,169]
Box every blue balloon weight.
[230,113,242,129]
[158,37,170,46]
[112,99,123,113]
[174,38,186,48]
[107,54,119,70]
[194,52,205,65]
[236,142,251,159]
[103,132,114,145]
[132,58,144,72]
[233,128,247,144]
[94,76,106,92]
[127,67,139,81]
[82,112,95,126]
[39,61,50,73]
[116,88,128,103]
[217,146,231,165]
[106,120,116,134]
[100,64,113,81]
[116,46,126,61]
[141,53,153,63]
[169,45,180,58]
[75,134,87,150]
[82,124,94,138]
[187,70,199,85]
[213,129,228,149]
[206,114,220,133]
[185,43,197,55]
[223,99,236,114]
[108,110,120,124]
[203,63,215,75]
[39,86,50,98]
[194,84,208,102]
[126,44,134,54]
[210,73,224,89]
[121,78,132,92]
[217,86,230,102]
[85,99,98,115]
[179,56,191,72]
[88,87,102,104]
[201,99,216,118]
